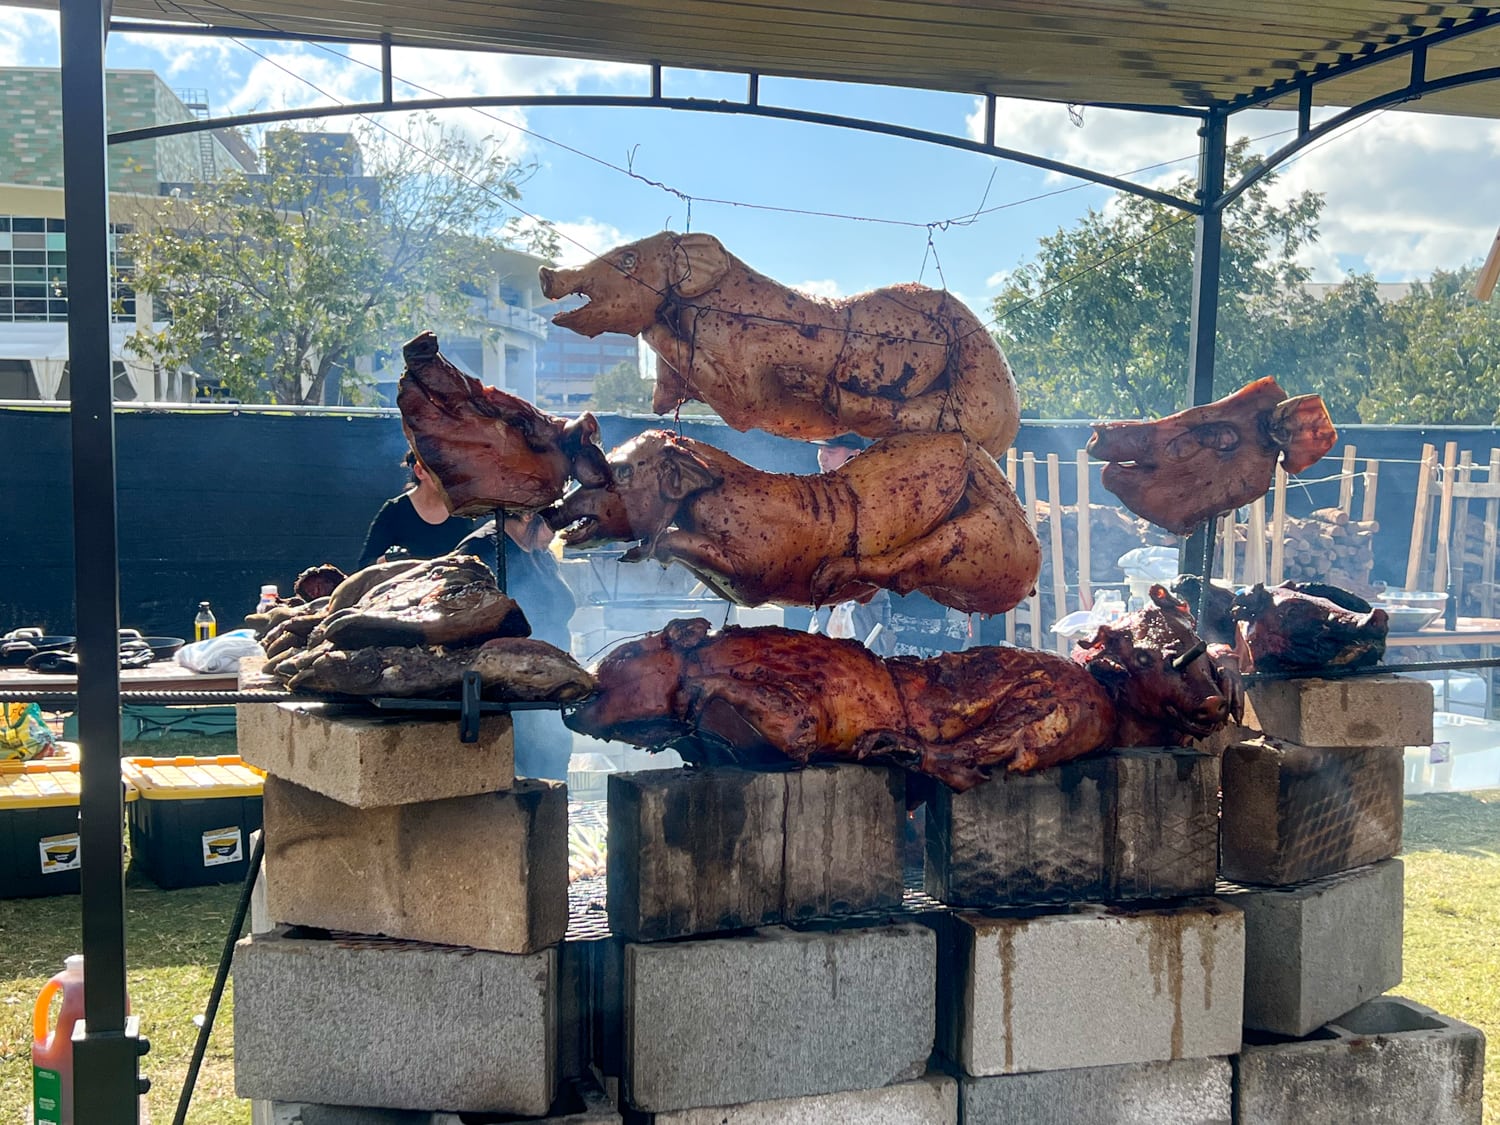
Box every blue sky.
[4,6,1499,312]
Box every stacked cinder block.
[923,746,1246,1123]
[1220,676,1485,1124]
[599,762,951,1120]
[235,701,587,1122]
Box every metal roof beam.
[1223,7,1500,114]
[108,91,1203,213]
[1216,62,1500,213]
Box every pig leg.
[624,529,737,576]
[650,351,692,414]
[685,676,823,764]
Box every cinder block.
[1236,996,1485,1125]
[259,1078,620,1122]
[1249,676,1433,748]
[262,776,567,954]
[608,765,903,941]
[233,929,555,1115]
[926,748,1218,908]
[1220,739,1403,884]
[1220,859,1403,1037]
[1109,748,1220,901]
[651,1072,957,1124]
[925,756,1108,907]
[624,922,935,1112]
[961,1057,1232,1124]
[249,829,271,935]
[237,701,513,807]
[946,901,1244,1076]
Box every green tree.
[123,116,558,405]
[992,139,1330,420]
[588,359,654,412]
[1357,268,1500,424]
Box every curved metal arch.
[1216,63,1500,213]
[107,90,1203,214]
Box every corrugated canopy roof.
[46,0,1500,118]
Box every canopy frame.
[52,4,1500,1119]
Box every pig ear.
[662,446,723,500]
[669,234,730,298]
[664,617,711,649]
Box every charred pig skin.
[1231,580,1388,673]
[397,331,608,515]
[1087,377,1338,534]
[565,619,1114,791]
[538,232,1020,456]
[1073,584,1244,748]
[544,429,1040,615]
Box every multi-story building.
[0,67,250,401]
[534,295,641,408]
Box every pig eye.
[619,251,638,271]
[1133,651,1155,669]
[615,463,634,483]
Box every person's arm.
[356,500,400,571]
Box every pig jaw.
[539,264,658,339]
[545,486,632,548]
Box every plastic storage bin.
[122,755,264,889]
[0,757,126,898]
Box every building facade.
[0,67,247,401]
[534,295,641,408]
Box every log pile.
[1034,502,1172,591]
[1227,508,1377,595]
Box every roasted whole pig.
[545,429,1040,614]
[565,618,1113,790]
[1231,581,1388,672]
[538,232,1020,456]
[276,637,595,701]
[1088,377,1338,534]
[397,331,609,515]
[1073,584,1244,747]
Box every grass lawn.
[0,774,1495,1123]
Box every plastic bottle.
[194,601,217,642]
[33,955,86,1125]
[256,585,280,615]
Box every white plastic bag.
[175,629,265,674]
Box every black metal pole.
[60,0,145,1118]
[1181,109,1228,579]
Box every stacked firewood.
[1033,502,1171,591]
[1219,508,1377,595]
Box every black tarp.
[2,404,1495,637]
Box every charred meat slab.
[278,637,595,701]
[545,429,1040,615]
[1088,377,1338,534]
[397,331,609,515]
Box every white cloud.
[962,94,1500,282]
[0,9,57,67]
[793,278,841,299]
[985,268,1011,289]
[547,218,631,267]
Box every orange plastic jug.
[32,955,85,1125]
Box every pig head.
[1074,584,1243,747]
[565,618,707,744]
[543,430,722,549]
[1231,581,1388,673]
[1088,377,1338,535]
[398,331,608,515]
[539,232,706,339]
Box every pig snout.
[538,266,566,300]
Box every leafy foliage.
[991,139,1325,419]
[123,116,557,405]
[587,358,654,412]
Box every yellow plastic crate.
[121,755,264,889]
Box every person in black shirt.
[457,512,578,781]
[356,451,478,570]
